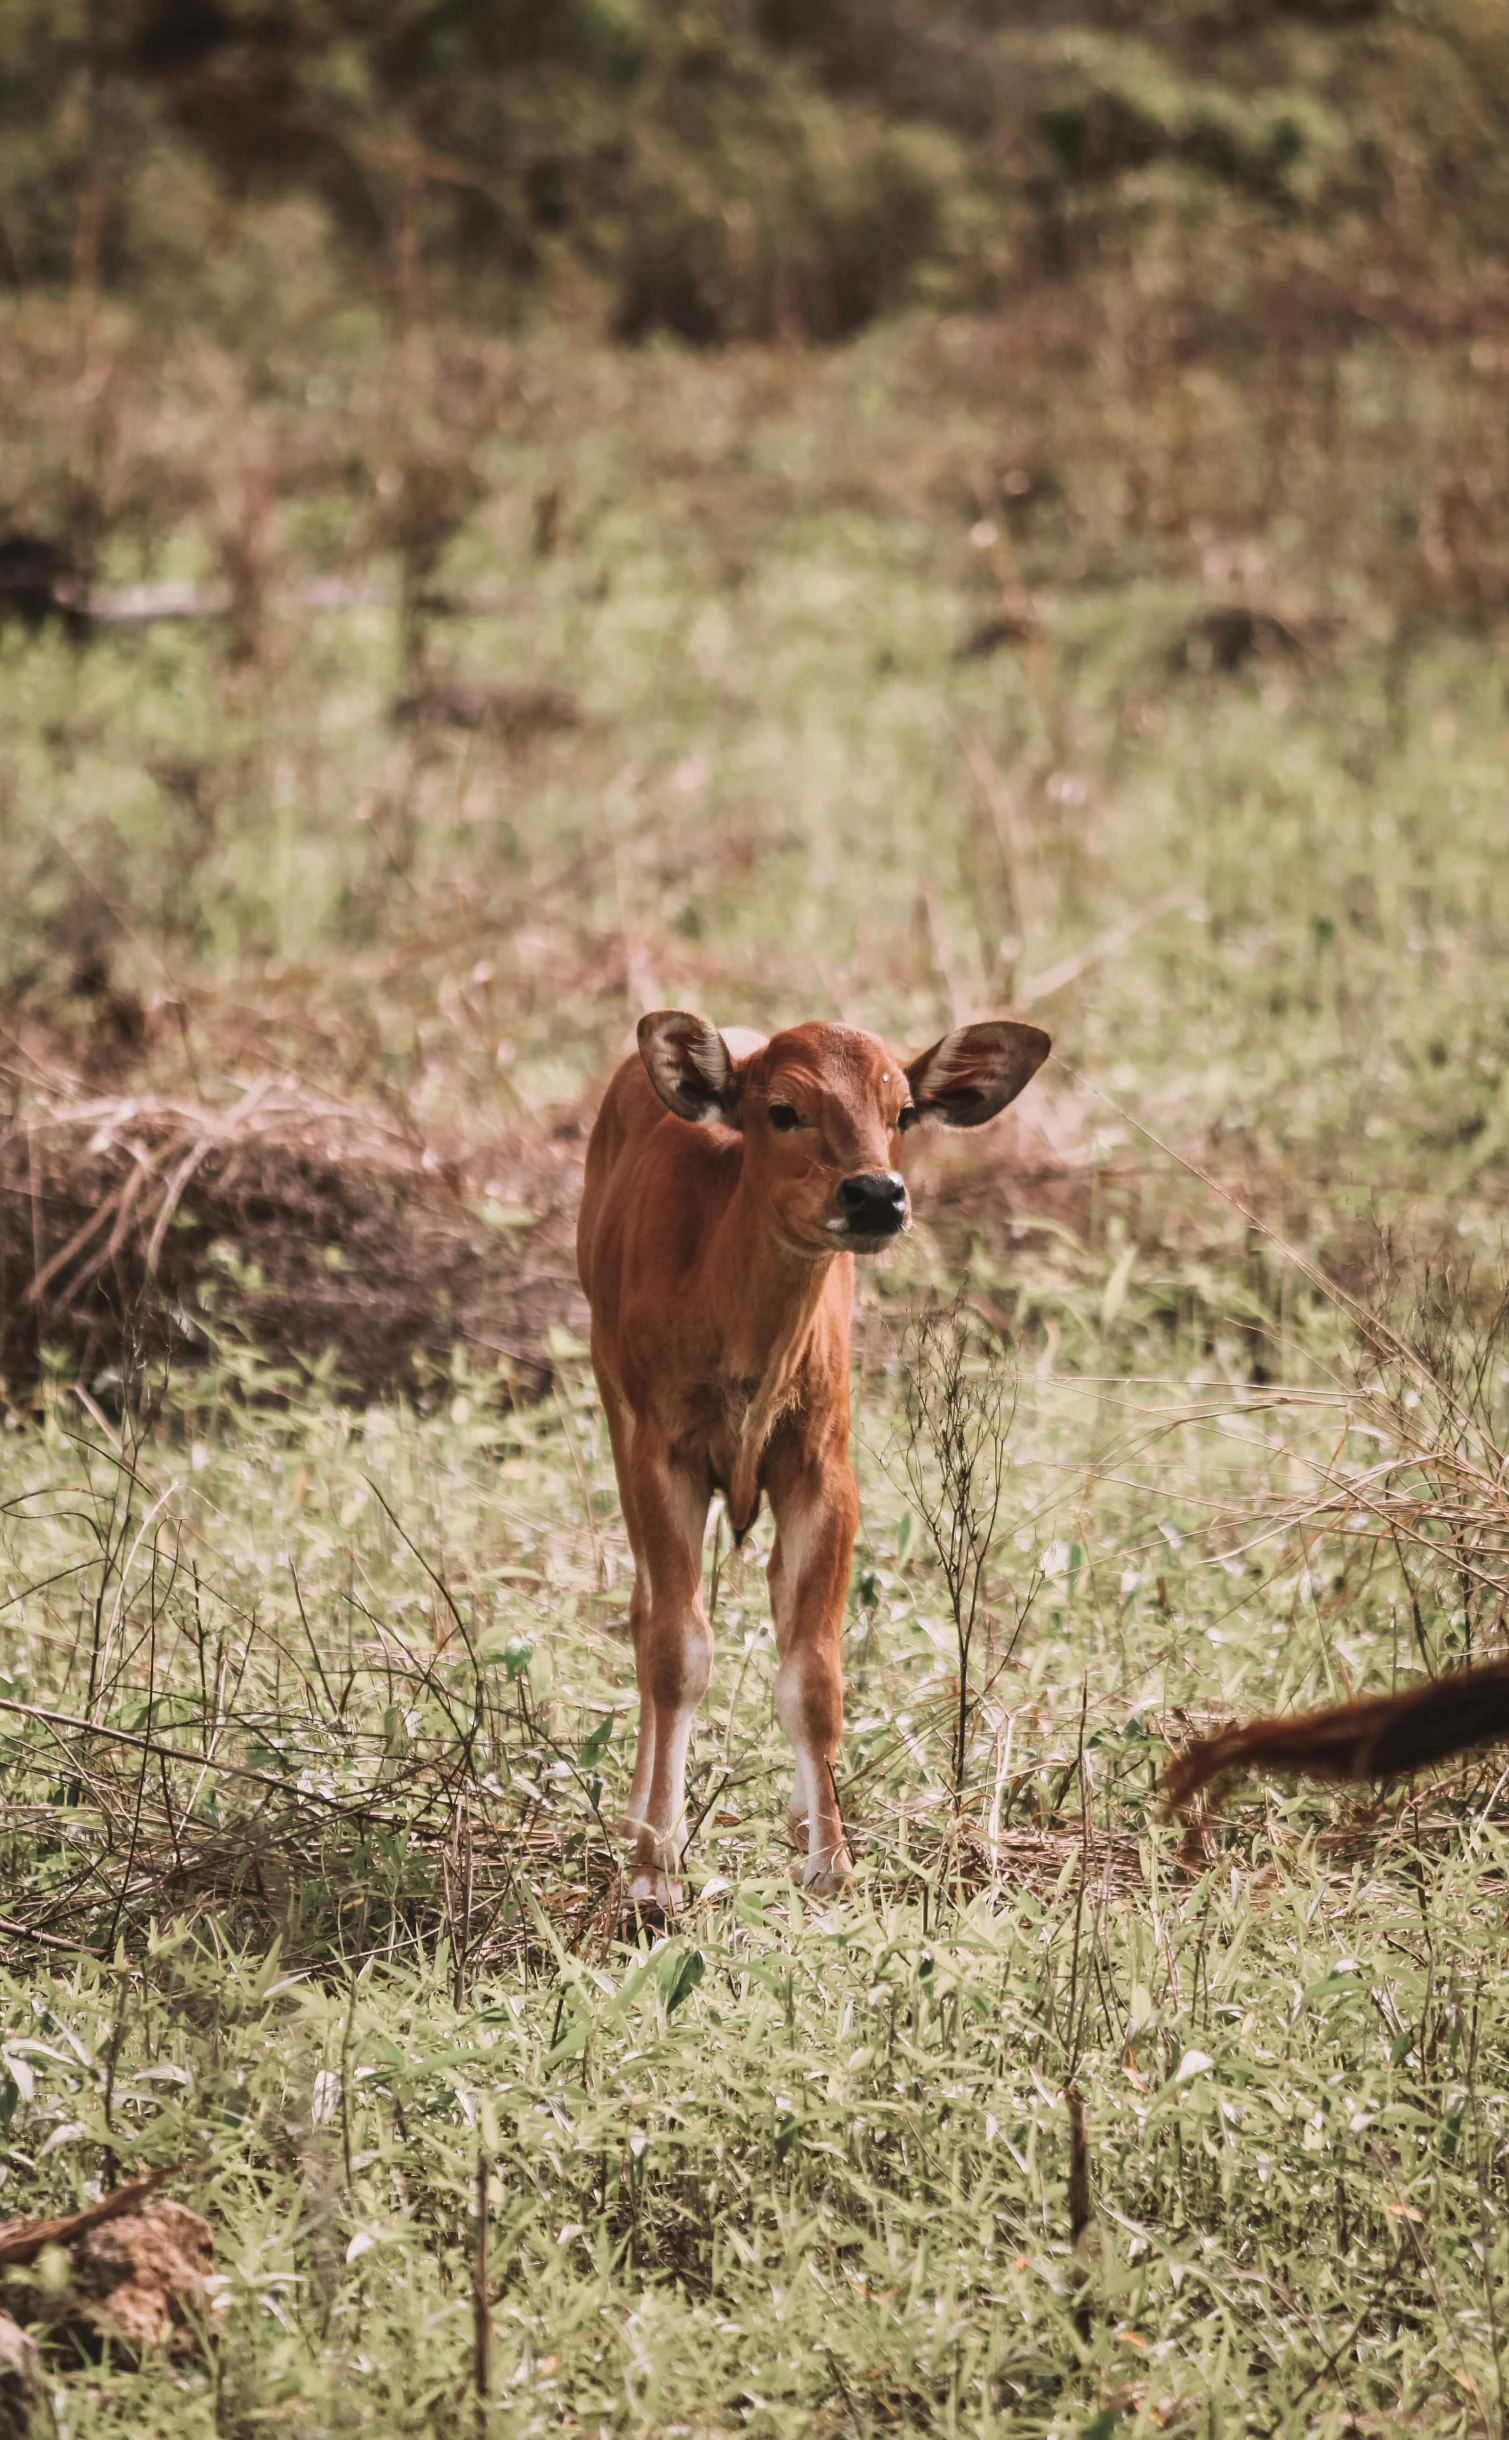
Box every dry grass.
[0,1061,587,1398]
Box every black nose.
[837,1170,907,1235]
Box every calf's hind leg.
[595,1374,657,1842]
[624,1451,713,1909]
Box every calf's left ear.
[638,1010,742,1123]
[905,1019,1051,1128]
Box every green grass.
[4,284,1509,2433]
[1,1315,1508,2435]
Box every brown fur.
[577,1009,1049,1908]
[1164,1657,1509,1817]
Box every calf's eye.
[768,1102,801,1132]
[897,1104,920,1131]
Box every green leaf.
[579,1712,615,1767]
[664,1947,705,2014]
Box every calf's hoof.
[798,1847,854,1899]
[623,1867,678,1931]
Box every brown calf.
[576,1009,1051,1909]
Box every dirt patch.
[43,2199,216,2356]
[0,2169,217,2368]
[0,1078,589,1400]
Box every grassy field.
[3,265,1509,2435]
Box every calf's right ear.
[638,1011,741,1123]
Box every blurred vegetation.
[2,0,1509,341]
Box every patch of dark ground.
[0,1076,587,1402]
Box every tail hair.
[1164,1656,1509,1817]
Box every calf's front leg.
[766,1431,858,1895]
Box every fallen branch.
[0,2163,198,2268]
[73,575,524,627]
[1015,890,1191,1010]
[0,1913,104,1959]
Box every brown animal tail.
[1164,1656,1509,1817]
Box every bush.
[1,0,1509,353]
[615,93,961,344]
[1026,31,1344,213]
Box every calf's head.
[638,1011,1051,1258]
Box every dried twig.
[1015,889,1190,1010]
[474,2148,492,2425]
[897,1304,1015,1795]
